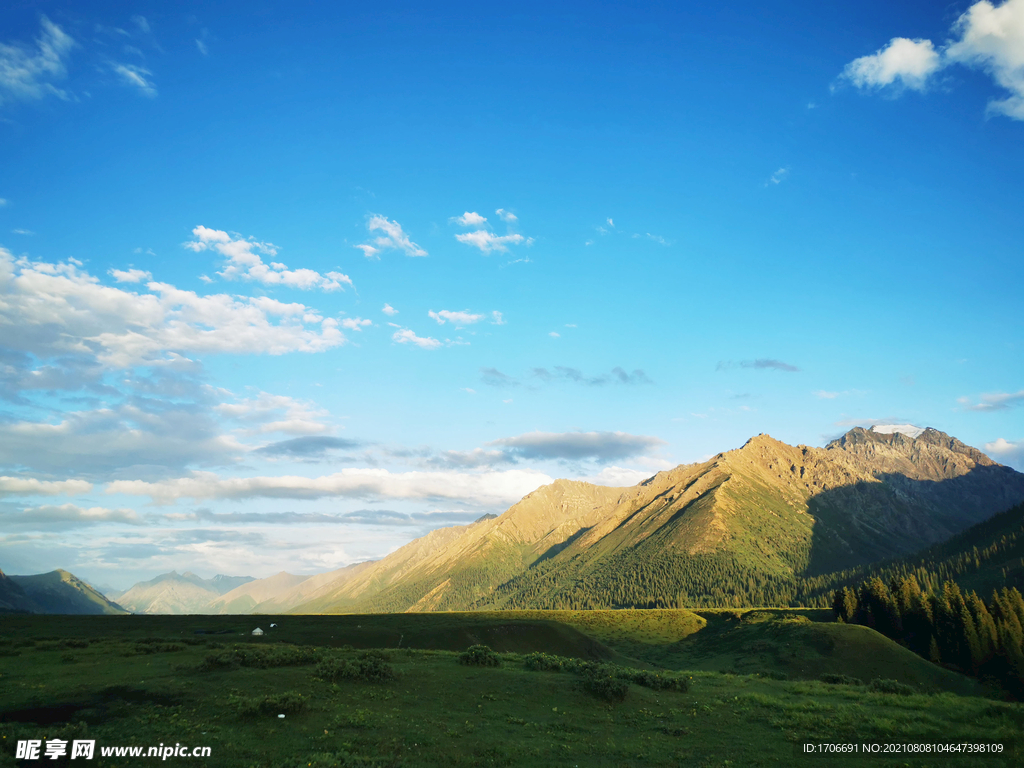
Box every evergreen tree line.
[833,575,1024,697]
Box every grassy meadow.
[1,610,1021,767]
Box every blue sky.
[1,1,1022,588]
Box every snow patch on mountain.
[870,424,926,438]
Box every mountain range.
[6,426,1024,615]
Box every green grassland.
[1,610,1021,767]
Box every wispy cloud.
[480,367,518,387]
[392,328,441,350]
[254,436,361,458]
[109,267,152,283]
[382,303,398,316]
[0,16,75,106]
[530,366,652,386]
[428,309,486,326]
[186,225,352,291]
[495,208,517,222]
[958,390,1024,411]
[2,503,141,529]
[489,430,664,462]
[455,230,530,254]
[106,468,554,506]
[767,167,789,185]
[354,215,427,259]
[12,229,34,235]
[718,358,800,373]
[113,63,156,96]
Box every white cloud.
[185,226,352,291]
[461,388,476,394]
[959,389,1024,411]
[106,467,554,506]
[985,437,1024,468]
[109,268,152,283]
[814,390,843,399]
[495,208,518,223]
[392,328,442,350]
[455,231,526,254]
[646,233,669,244]
[0,16,75,106]
[382,303,398,316]
[607,218,614,227]
[946,0,1024,119]
[113,63,156,97]
[839,0,1024,120]
[340,317,372,331]
[549,331,560,338]
[451,211,488,227]
[842,37,942,90]
[428,309,485,326]
[3,503,142,528]
[583,466,653,487]
[0,246,345,368]
[767,167,789,185]
[196,39,209,56]
[216,391,330,436]
[0,476,93,497]
[13,229,35,235]
[354,215,427,259]
[491,311,505,325]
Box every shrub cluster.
[578,667,629,702]
[521,652,690,699]
[200,644,322,671]
[868,678,916,696]
[229,691,306,718]
[458,644,500,667]
[315,651,395,683]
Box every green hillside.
[8,570,128,615]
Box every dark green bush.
[229,691,306,718]
[624,669,689,692]
[315,652,395,683]
[869,678,916,696]
[523,652,578,672]
[820,673,863,686]
[579,668,629,702]
[59,639,89,649]
[755,670,788,680]
[199,644,322,671]
[458,644,500,667]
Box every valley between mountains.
[92,425,1024,617]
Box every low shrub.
[458,644,500,667]
[755,670,788,680]
[579,668,629,703]
[315,652,395,683]
[59,639,89,649]
[229,691,306,719]
[869,678,916,696]
[820,674,863,686]
[624,669,689,693]
[199,644,322,671]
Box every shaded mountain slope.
[0,568,38,613]
[8,570,127,615]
